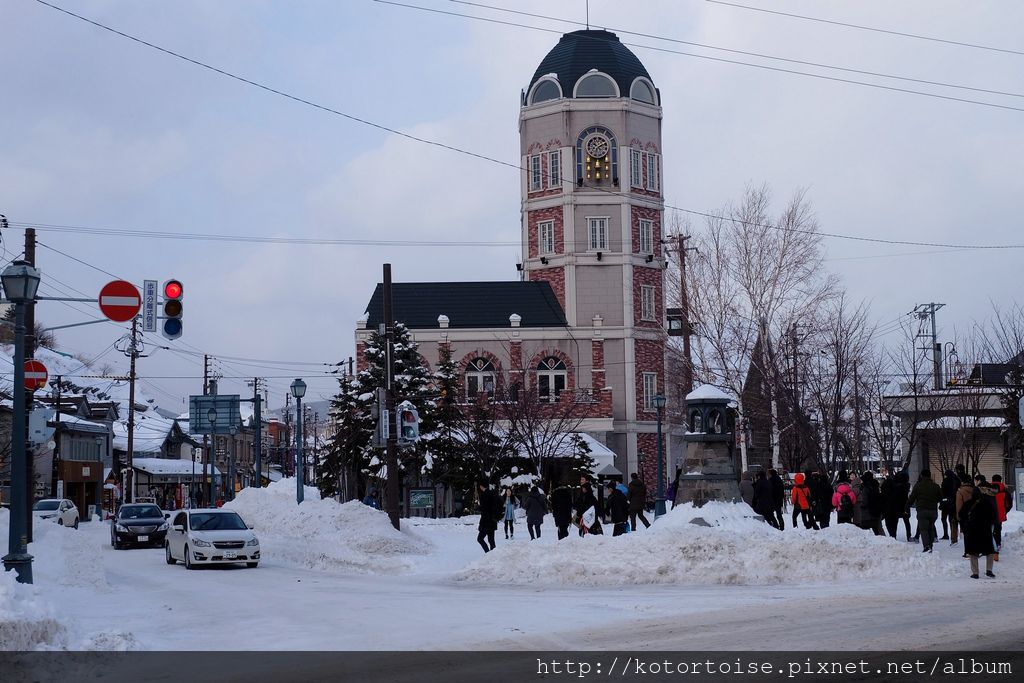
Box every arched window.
[689,409,703,433]
[574,72,618,98]
[536,357,567,403]
[630,78,657,105]
[707,409,724,435]
[465,358,495,399]
[530,78,562,104]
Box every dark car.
[111,503,169,549]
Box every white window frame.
[630,149,643,188]
[529,154,542,191]
[639,219,654,255]
[537,358,568,403]
[538,220,555,255]
[640,285,656,321]
[547,149,561,188]
[646,152,661,192]
[642,373,658,411]
[587,217,609,251]
[466,359,496,400]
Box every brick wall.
[630,205,662,254]
[634,337,665,417]
[528,266,566,312]
[632,267,662,329]
[527,207,564,259]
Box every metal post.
[125,316,139,504]
[655,402,666,518]
[228,430,236,501]
[295,395,304,504]
[383,263,400,530]
[253,379,262,488]
[209,423,216,506]
[24,229,36,543]
[3,303,34,583]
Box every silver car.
[32,499,80,528]
[164,509,260,569]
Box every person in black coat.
[858,471,884,536]
[881,469,912,540]
[940,469,960,543]
[961,485,998,578]
[604,482,630,536]
[768,469,786,530]
[550,484,574,540]
[752,470,778,528]
[476,481,501,553]
[575,481,602,535]
[809,471,834,529]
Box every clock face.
[585,135,609,159]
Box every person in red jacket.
[790,473,818,530]
[831,471,858,525]
[991,474,1008,551]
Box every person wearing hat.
[790,473,818,530]
[832,470,858,525]
[604,481,630,536]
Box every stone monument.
[675,384,741,506]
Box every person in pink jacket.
[832,470,858,525]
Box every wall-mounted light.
[596,252,603,261]
[515,263,523,272]
[645,254,654,263]
[540,257,549,265]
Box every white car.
[32,499,80,528]
[164,509,260,569]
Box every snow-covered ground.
[2,479,1022,651]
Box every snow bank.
[453,502,968,587]
[224,478,432,574]
[0,552,67,650]
[30,521,110,591]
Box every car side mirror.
[247,524,254,529]
[172,524,184,532]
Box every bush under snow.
[224,478,431,573]
[453,502,1013,587]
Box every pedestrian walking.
[790,473,818,529]
[960,483,998,578]
[627,473,651,530]
[502,487,519,539]
[604,481,630,536]
[769,469,786,530]
[665,467,681,510]
[832,470,858,525]
[858,471,884,536]
[752,470,777,528]
[881,470,912,540]
[809,471,833,529]
[906,469,942,552]
[575,480,603,536]
[523,485,547,540]
[550,483,574,540]
[940,469,959,543]
[990,474,1008,552]
[739,471,755,510]
[954,472,975,558]
[476,481,501,553]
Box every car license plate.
[137,535,148,542]
[224,551,237,559]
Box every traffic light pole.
[382,264,400,531]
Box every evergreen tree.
[424,345,477,503]
[318,375,369,499]
[567,434,597,483]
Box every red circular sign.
[24,359,48,391]
[98,280,142,322]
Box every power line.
[452,1,1024,100]
[704,0,1024,58]
[21,4,1024,251]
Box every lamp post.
[654,394,667,518]
[207,407,217,507]
[2,260,41,583]
[290,379,306,504]
[228,425,237,501]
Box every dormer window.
[630,78,657,105]
[529,77,562,105]
[575,72,618,98]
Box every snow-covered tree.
[423,345,477,501]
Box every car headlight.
[115,524,128,532]
[158,522,169,531]
[246,537,259,547]
[191,538,212,547]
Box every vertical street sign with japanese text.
[143,280,158,332]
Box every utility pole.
[201,354,209,506]
[676,234,695,395]
[123,317,140,504]
[24,229,36,542]
[249,377,263,488]
[913,303,945,390]
[383,263,400,530]
[50,375,62,498]
[853,361,863,471]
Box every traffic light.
[396,401,420,446]
[161,279,183,340]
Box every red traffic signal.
[164,280,183,299]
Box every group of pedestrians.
[747,468,837,530]
[474,473,654,552]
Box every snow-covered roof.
[132,458,221,476]
[686,384,732,402]
[917,416,1007,430]
[55,415,110,434]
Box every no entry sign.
[24,359,48,391]
[99,280,142,322]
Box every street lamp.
[290,378,306,504]
[654,394,667,518]
[228,424,238,501]
[207,407,217,507]
[2,260,41,583]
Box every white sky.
[1,0,1022,409]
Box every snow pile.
[224,478,432,573]
[30,521,110,591]
[454,502,965,587]
[0,551,68,650]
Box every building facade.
[356,30,670,482]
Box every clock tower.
[520,29,666,482]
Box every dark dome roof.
[528,30,652,98]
